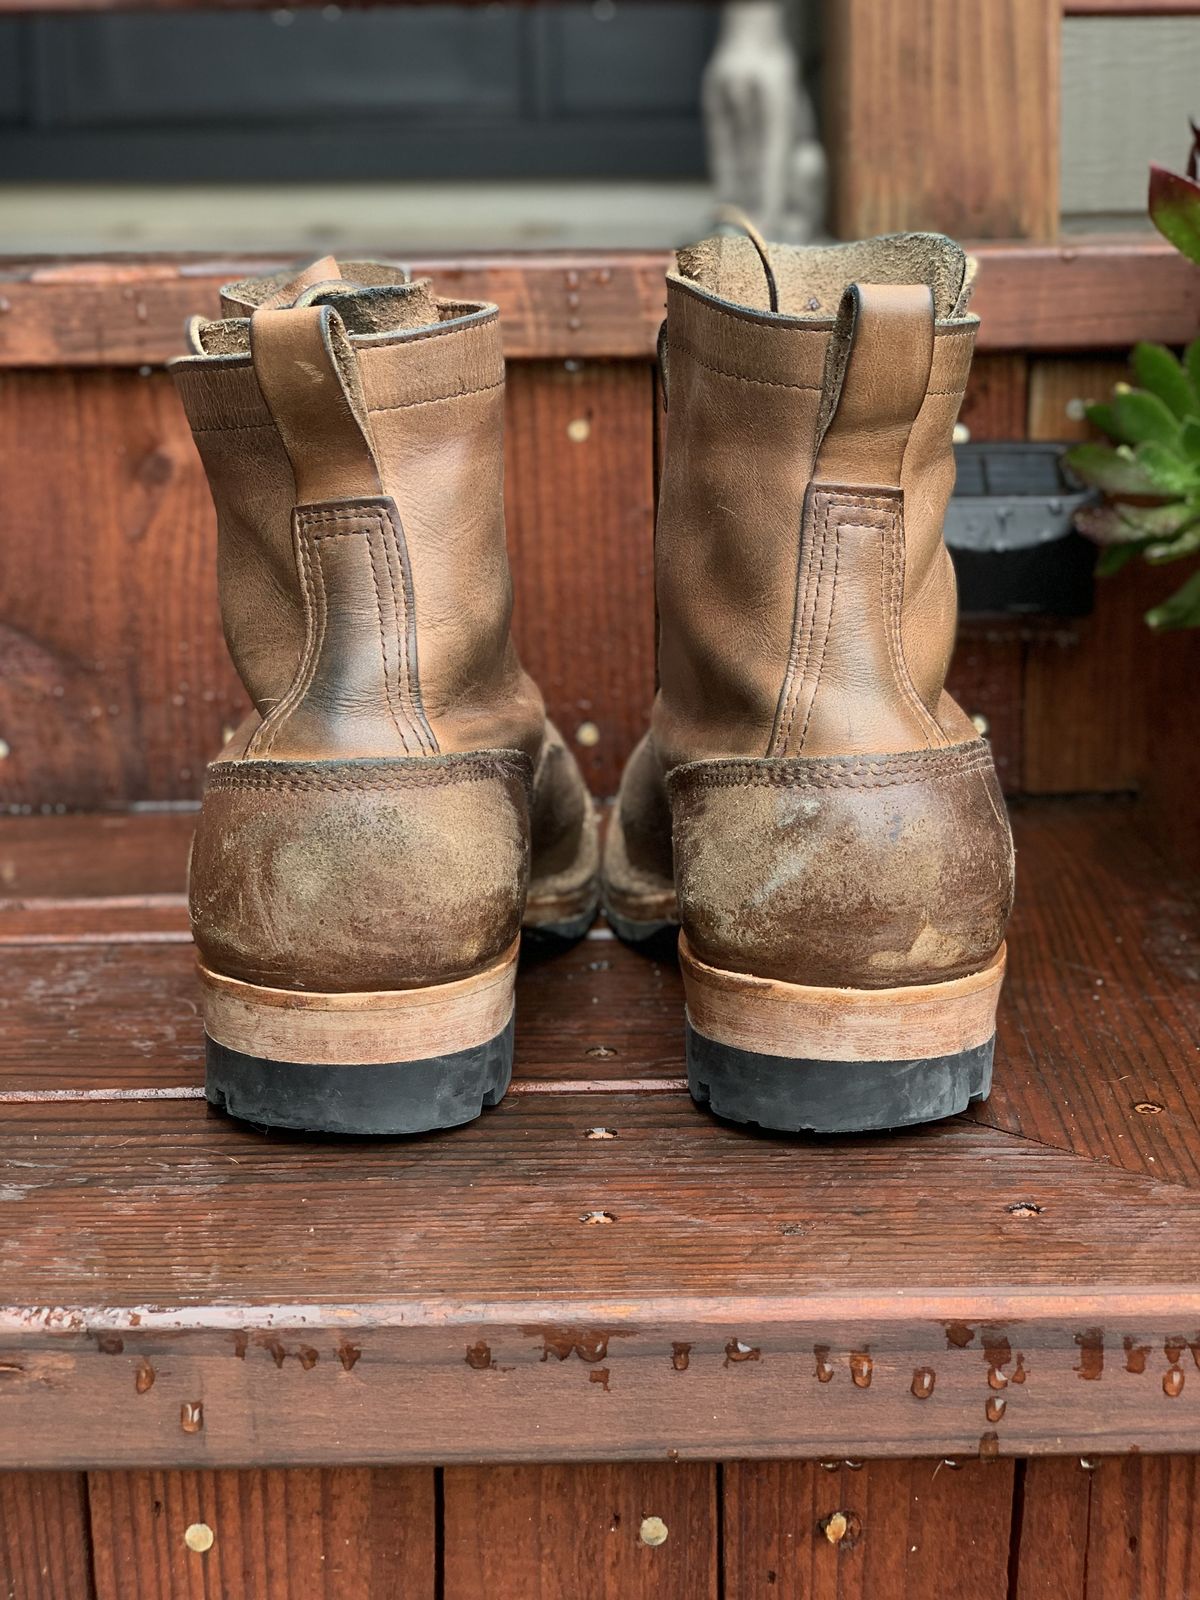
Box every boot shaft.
[171,259,543,762]
[653,231,980,771]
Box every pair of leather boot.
[173,232,1013,1138]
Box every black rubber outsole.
[205,1016,515,1136]
[687,1022,995,1134]
[602,904,681,959]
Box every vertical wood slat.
[1022,357,1154,795]
[86,1467,436,1600]
[824,0,1060,240]
[1012,1456,1200,1599]
[0,1472,95,1600]
[0,369,244,812]
[721,1458,1017,1599]
[504,361,657,798]
[442,1463,718,1600]
[1011,1459,1090,1600]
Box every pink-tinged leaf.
[1149,163,1200,265]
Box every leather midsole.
[199,940,519,1066]
[679,934,1006,1063]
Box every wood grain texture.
[0,370,244,810]
[722,1458,1016,1599]
[1020,357,1194,797]
[974,797,1200,1186]
[87,1467,435,1599]
[504,362,657,798]
[442,1463,717,1599]
[5,1100,1200,1465]
[0,1471,94,1600]
[825,0,1060,240]
[944,628,1024,792]
[1081,1455,1200,1597]
[0,245,1195,366]
[0,361,659,808]
[958,354,1030,442]
[1010,1458,1091,1600]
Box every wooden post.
[824,0,1061,240]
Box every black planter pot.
[946,442,1096,618]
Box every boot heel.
[199,941,518,1136]
[679,934,1005,1134]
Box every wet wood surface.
[87,1467,436,1600]
[1,799,1199,1469]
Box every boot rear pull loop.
[814,281,934,489]
[250,302,382,504]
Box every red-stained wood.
[0,361,659,808]
[826,0,1059,240]
[1079,1455,1200,1596]
[5,1096,1200,1466]
[722,1458,1016,1599]
[0,1471,95,1600]
[0,243,1194,367]
[87,1467,436,1599]
[442,1463,717,1599]
[958,353,1031,442]
[504,361,657,798]
[972,797,1200,1186]
[0,369,245,811]
[945,626,1025,792]
[1010,1458,1091,1600]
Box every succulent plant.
[1066,123,1200,629]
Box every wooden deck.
[2,796,1198,1471]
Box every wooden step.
[1,796,1198,1466]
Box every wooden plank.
[1081,1455,1200,1596]
[957,354,1030,442]
[825,0,1060,240]
[0,932,687,1094]
[6,1095,1200,1465]
[87,1467,435,1599]
[945,627,1025,792]
[442,1463,717,1599]
[504,361,656,799]
[0,1472,95,1600]
[0,242,1194,367]
[6,799,1200,1191]
[0,255,669,367]
[0,369,245,811]
[1022,357,1154,794]
[974,797,1200,1186]
[722,1458,1016,1599]
[0,361,656,808]
[1010,1458,1091,1600]
[1027,357,1130,443]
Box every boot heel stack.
[199,942,518,1135]
[679,936,1004,1133]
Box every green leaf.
[1186,338,1200,402]
[1146,565,1200,630]
[1063,442,1157,495]
[1113,388,1183,449]
[1147,523,1200,563]
[1135,440,1200,494]
[1113,499,1200,537]
[1084,401,1121,439]
[1150,163,1200,265]
[1131,342,1198,419]
[1182,417,1200,461]
[1097,541,1149,576]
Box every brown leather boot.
[602,231,1014,1133]
[173,259,598,1134]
